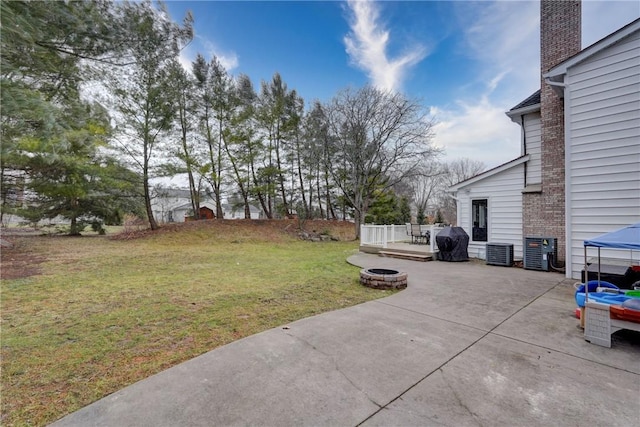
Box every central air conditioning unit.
[524,237,557,271]
[486,243,514,266]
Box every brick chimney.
[523,0,581,264]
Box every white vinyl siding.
[523,112,542,184]
[455,164,524,260]
[566,30,640,279]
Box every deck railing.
[360,224,445,253]
[359,224,408,247]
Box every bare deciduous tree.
[443,158,486,186]
[410,162,447,224]
[437,158,486,225]
[324,86,439,236]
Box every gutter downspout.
[521,115,527,188]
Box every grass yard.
[1,220,392,426]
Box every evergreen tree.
[15,103,137,234]
[364,187,402,225]
[192,54,226,218]
[107,1,193,230]
[416,207,425,225]
[225,74,259,219]
[257,73,299,218]
[304,102,337,220]
[1,0,140,232]
[399,196,412,224]
[165,59,203,220]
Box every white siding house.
[449,18,640,279]
[522,112,542,186]
[544,20,640,279]
[449,156,528,260]
[151,187,265,223]
[506,92,543,191]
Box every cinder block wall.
[523,0,581,263]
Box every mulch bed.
[111,219,357,242]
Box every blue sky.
[165,0,640,169]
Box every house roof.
[448,155,530,192]
[510,90,541,111]
[171,202,261,214]
[155,188,192,199]
[545,18,640,80]
[505,90,541,119]
[173,201,217,211]
[225,203,261,214]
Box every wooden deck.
[360,242,435,261]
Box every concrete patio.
[51,253,639,426]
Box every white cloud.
[344,0,427,92]
[430,97,521,168]
[458,0,540,102]
[178,52,195,75]
[458,0,640,97]
[431,0,639,169]
[487,70,509,94]
[178,34,239,75]
[195,34,239,71]
[429,1,538,167]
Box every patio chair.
[410,224,428,244]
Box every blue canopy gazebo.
[583,222,640,300]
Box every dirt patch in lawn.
[0,236,46,280]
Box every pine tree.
[1,0,141,232]
[106,1,193,230]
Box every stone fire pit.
[359,268,408,290]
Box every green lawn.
[1,221,391,426]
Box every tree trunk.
[143,138,158,230]
[215,119,224,219]
[179,98,199,220]
[353,209,362,239]
[295,133,308,219]
[248,142,271,219]
[204,108,224,220]
[188,171,199,219]
[143,175,158,230]
[266,135,274,217]
[325,173,336,220]
[316,170,324,219]
[274,134,289,218]
[222,135,251,221]
[243,193,251,219]
[0,165,5,224]
[69,210,81,236]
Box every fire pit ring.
[360,268,408,290]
